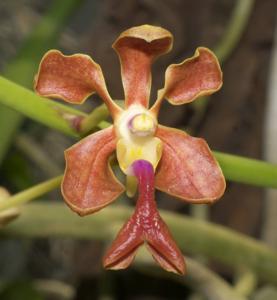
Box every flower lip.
[104,159,186,275]
[128,113,157,137]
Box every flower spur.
[34,25,226,275]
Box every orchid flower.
[34,25,226,275]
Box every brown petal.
[62,126,125,216]
[151,47,222,114]
[34,50,121,117]
[113,25,173,108]
[155,125,226,203]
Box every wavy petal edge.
[34,50,121,117]
[61,126,125,216]
[151,47,223,115]
[155,125,226,203]
[113,25,173,108]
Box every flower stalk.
[214,151,277,188]
[0,76,84,137]
[214,0,255,63]
[0,176,62,213]
[80,104,110,135]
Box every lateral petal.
[34,50,121,117]
[62,126,125,216]
[113,25,173,108]
[155,126,226,203]
[151,47,222,114]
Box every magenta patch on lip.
[126,160,155,191]
[131,159,154,182]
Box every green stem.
[80,100,125,134]
[2,203,277,284]
[191,0,255,118]
[0,176,62,212]
[234,268,257,297]
[214,0,255,63]
[0,0,85,163]
[0,76,84,137]
[214,151,277,188]
[80,104,110,135]
[98,120,113,130]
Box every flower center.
[129,113,156,137]
[115,105,162,180]
[115,105,157,140]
